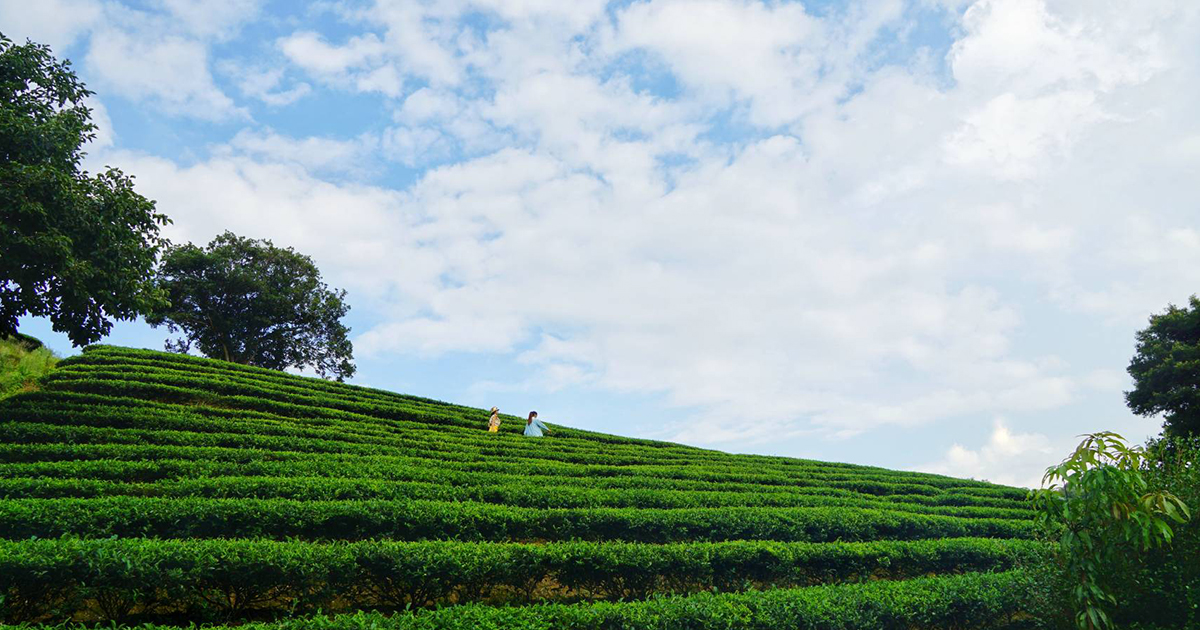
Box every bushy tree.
[1127,296,1200,436]
[0,34,170,346]
[1115,435,1200,629]
[147,232,355,380]
[1030,432,1190,630]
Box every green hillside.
[0,345,1044,629]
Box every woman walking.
[523,411,550,437]
[487,407,501,432]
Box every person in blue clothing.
[523,411,551,437]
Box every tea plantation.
[0,345,1045,629]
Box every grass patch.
[1,335,59,399]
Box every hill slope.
[0,345,1043,628]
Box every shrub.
[1116,435,1200,629]
[0,336,58,399]
[1029,432,1190,630]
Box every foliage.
[0,536,1046,622]
[10,346,1024,500]
[0,35,170,346]
[1127,296,1200,436]
[0,495,1036,543]
[0,335,57,399]
[0,346,1038,627]
[1112,435,1200,628]
[147,232,355,380]
[0,569,1031,628]
[1029,432,1190,630]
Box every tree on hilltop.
[147,232,356,381]
[1127,295,1200,437]
[0,34,170,346]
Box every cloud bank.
[6,0,1200,484]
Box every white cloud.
[397,88,462,124]
[100,149,407,300]
[154,0,263,40]
[0,0,261,121]
[221,63,312,106]
[279,31,387,76]
[348,0,1200,478]
[65,0,1200,488]
[277,31,412,97]
[1081,369,1127,392]
[275,1,609,99]
[345,132,1077,448]
[944,91,1106,180]
[0,0,101,51]
[86,28,244,120]
[918,419,1058,488]
[950,0,1169,96]
[382,127,454,167]
[972,204,1074,255]
[220,129,379,176]
[84,96,115,150]
[609,0,905,126]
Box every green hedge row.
[7,392,989,490]
[0,400,837,474]
[30,361,1024,496]
[0,474,1031,519]
[0,537,1046,623]
[10,384,1001,491]
[60,346,691,452]
[66,346,522,428]
[0,457,1028,508]
[64,348,923,473]
[3,569,1036,630]
[65,348,993,480]
[51,359,481,421]
[0,497,1037,542]
[0,434,1017,503]
[44,360,998,480]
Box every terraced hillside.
[0,345,1044,629]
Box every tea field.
[0,345,1045,629]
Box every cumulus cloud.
[608,0,908,126]
[153,0,264,40]
[221,129,379,177]
[918,419,1058,488]
[86,28,244,120]
[0,0,102,51]
[220,63,312,106]
[0,0,258,121]
[60,0,1200,486]
[279,32,388,76]
[99,149,406,300]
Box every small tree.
[1030,432,1190,630]
[147,232,355,380]
[1127,296,1200,437]
[0,34,170,346]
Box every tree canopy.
[147,232,356,380]
[0,34,170,346]
[1126,295,1200,437]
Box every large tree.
[0,34,170,346]
[148,232,356,380]
[1127,295,1200,437]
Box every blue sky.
[5,0,1200,486]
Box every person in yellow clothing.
[487,407,501,432]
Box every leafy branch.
[1030,431,1190,630]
